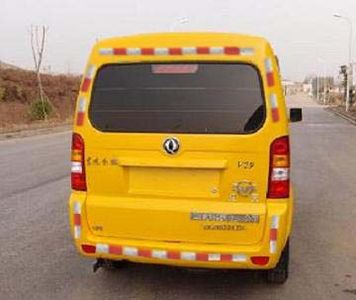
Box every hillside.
[0,63,80,129]
[0,60,20,70]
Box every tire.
[266,240,289,284]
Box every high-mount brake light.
[267,136,290,198]
[151,64,199,74]
[71,133,87,191]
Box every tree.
[30,25,49,120]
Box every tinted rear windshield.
[89,63,265,134]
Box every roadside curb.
[0,123,72,141]
[326,107,356,126]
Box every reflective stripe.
[224,46,240,55]
[232,254,247,262]
[73,213,81,226]
[267,72,275,87]
[109,245,122,255]
[169,48,183,55]
[182,47,197,55]
[152,250,167,259]
[270,240,277,254]
[79,242,253,263]
[81,78,91,92]
[196,47,209,54]
[123,246,138,256]
[270,94,278,108]
[141,48,155,55]
[240,48,255,55]
[208,253,221,261]
[73,202,81,214]
[270,215,279,254]
[196,253,209,261]
[78,98,86,112]
[271,215,280,229]
[114,48,127,55]
[76,112,85,126]
[138,248,151,257]
[265,58,275,87]
[127,48,141,55]
[271,108,279,122]
[265,58,273,72]
[96,243,109,254]
[270,228,278,240]
[220,254,233,261]
[86,65,95,79]
[167,251,180,260]
[77,98,86,126]
[74,225,81,239]
[209,47,224,54]
[270,94,280,122]
[99,48,114,55]
[154,48,169,55]
[98,46,255,57]
[73,202,81,239]
[81,65,95,92]
[181,251,196,261]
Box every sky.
[1,0,356,81]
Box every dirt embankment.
[0,66,81,130]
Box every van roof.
[94,32,271,52]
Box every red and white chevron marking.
[269,215,280,254]
[99,46,255,57]
[81,65,96,92]
[270,93,280,122]
[76,97,86,126]
[73,202,81,239]
[82,243,248,263]
[265,57,275,87]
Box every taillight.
[267,136,290,198]
[81,244,96,253]
[251,256,270,266]
[71,133,87,191]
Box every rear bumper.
[69,193,292,270]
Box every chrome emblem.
[163,137,180,154]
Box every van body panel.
[84,132,272,245]
[69,32,293,269]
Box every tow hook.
[93,258,105,272]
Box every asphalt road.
[1,94,356,299]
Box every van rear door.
[84,63,270,246]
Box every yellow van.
[69,32,302,284]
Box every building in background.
[282,80,303,95]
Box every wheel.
[266,240,289,284]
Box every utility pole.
[333,13,353,111]
[318,57,327,105]
[324,69,327,105]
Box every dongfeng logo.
[163,137,180,155]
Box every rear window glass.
[89,63,265,134]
